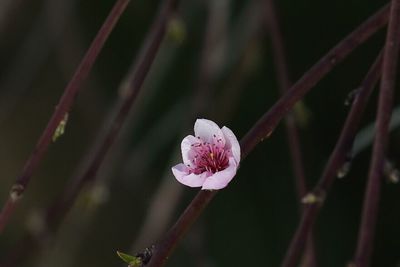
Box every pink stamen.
[189,141,229,175]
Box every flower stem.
[351,1,400,266]
[0,0,131,234]
[281,51,383,267]
[146,5,388,267]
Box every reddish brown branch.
[0,0,131,234]
[240,4,388,158]
[0,0,179,266]
[46,0,179,226]
[263,0,316,265]
[281,51,383,267]
[146,191,216,267]
[146,4,389,267]
[351,0,400,266]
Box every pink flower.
[171,119,240,190]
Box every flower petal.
[201,157,237,190]
[181,135,199,167]
[221,126,241,164]
[194,119,225,146]
[172,163,207,187]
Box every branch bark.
[351,0,400,266]
[145,4,389,267]
[264,0,316,265]
[0,0,131,234]
[281,51,383,267]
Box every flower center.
[189,140,229,175]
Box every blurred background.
[0,0,399,266]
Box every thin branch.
[263,0,316,265]
[240,3,388,158]
[265,0,317,267]
[351,1,400,266]
[44,0,179,226]
[146,191,216,267]
[146,4,389,267]
[131,0,258,252]
[1,0,179,265]
[0,0,131,234]
[281,51,383,267]
[265,0,307,194]
[131,2,219,251]
[0,0,76,125]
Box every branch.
[265,0,307,195]
[146,191,216,267]
[240,3,388,158]
[0,0,179,265]
[0,0,131,234]
[45,0,179,227]
[0,0,76,125]
[146,4,389,267]
[351,0,400,266]
[281,51,383,267]
[263,0,316,265]
[131,0,228,251]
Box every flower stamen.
[171,119,240,190]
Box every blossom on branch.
[171,119,240,190]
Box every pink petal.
[201,157,237,190]
[171,163,207,187]
[194,119,225,146]
[221,126,241,164]
[181,135,199,167]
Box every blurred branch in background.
[0,0,24,36]
[263,0,316,266]
[130,0,234,257]
[0,0,131,234]
[53,7,108,129]
[0,0,76,125]
[213,0,263,121]
[30,16,188,263]
[33,70,185,267]
[0,0,180,265]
